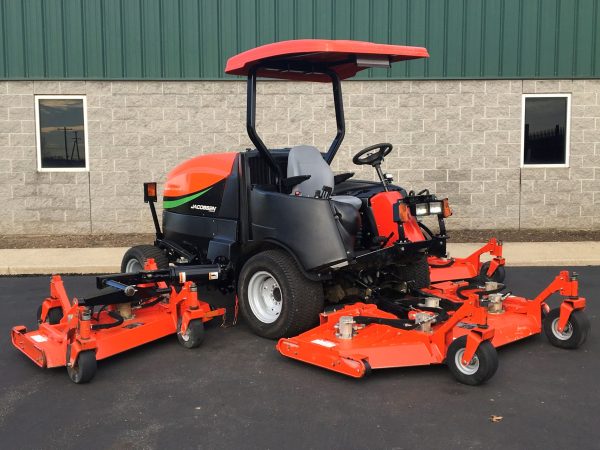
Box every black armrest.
[334,172,355,185]
[281,175,311,193]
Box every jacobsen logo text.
[191,204,217,213]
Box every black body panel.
[162,211,238,262]
[249,187,350,271]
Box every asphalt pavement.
[0,267,598,449]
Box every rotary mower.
[11,260,225,383]
[122,40,506,342]
[12,40,590,385]
[277,271,589,384]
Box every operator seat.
[287,145,362,209]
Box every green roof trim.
[1,0,599,81]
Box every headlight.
[414,203,429,216]
[429,201,443,215]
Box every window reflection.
[38,98,86,169]
[523,97,567,165]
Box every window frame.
[34,94,90,172]
[520,93,571,168]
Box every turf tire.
[177,318,205,349]
[37,305,63,325]
[121,245,169,273]
[399,254,431,289]
[67,351,97,384]
[238,249,324,339]
[543,308,590,349]
[478,261,506,284]
[446,336,498,386]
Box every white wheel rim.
[126,258,143,273]
[247,270,282,324]
[551,318,573,340]
[180,329,190,341]
[455,348,480,375]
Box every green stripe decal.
[163,188,212,209]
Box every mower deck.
[11,262,226,383]
[277,271,588,384]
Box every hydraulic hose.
[91,310,124,330]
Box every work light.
[429,201,443,215]
[414,203,429,216]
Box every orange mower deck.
[11,261,226,383]
[277,271,589,385]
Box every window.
[521,94,570,167]
[35,95,89,171]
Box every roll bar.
[246,63,346,187]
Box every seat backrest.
[287,145,334,196]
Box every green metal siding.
[1,0,599,80]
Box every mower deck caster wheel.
[446,336,498,386]
[37,306,63,325]
[177,319,205,349]
[479,261,505,284]
[543,308,590,349]
[67,351,97,384]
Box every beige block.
[59,81,86,94]
[535,80,561,93]
[435,81,461,93]
[485,80,511,93]
[7,82,33,94]
[410,81,436,93]
[33,81,60,94]
[387,81,411,93]
[460,81,485,93]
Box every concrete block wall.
[0,78,598,235]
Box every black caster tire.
[177,318,205,349]
[67,351,97,384]
[446,336,498,386]
[543,308,590,349]
[121,245,169,273]
[37,306,63,325]
[479,261,506,284]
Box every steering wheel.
[352,143,393,166]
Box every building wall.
[1,78,599,235]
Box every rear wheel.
[238,250,324,339]
[398,254,431,289]
[67,351,97,384]
[446,336,498,385]
[121,245,169,273]
[543,308,590,349]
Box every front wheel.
[238,250,324,339]
[446,336,498,385]
[543,308,590,349]
[397,254,431,289]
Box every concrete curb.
[0,242,599,275]
[0,247,130,275]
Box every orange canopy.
[225,39,429,82]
